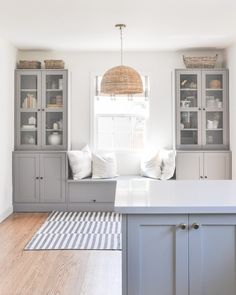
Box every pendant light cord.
[116,24,126,65]
[120,26,123,65]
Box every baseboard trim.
[0,206,13,223]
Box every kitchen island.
[115,179,236,295]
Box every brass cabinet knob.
[192,223,200,230]
[179,223,187,230]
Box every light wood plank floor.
[0,213,121,295]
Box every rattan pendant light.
[101,24,143,95]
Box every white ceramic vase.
[48,132,62,145]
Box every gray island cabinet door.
[13,153,39,202]
[189,215,236,295]
[39,153,66,203]
[126,215,188,295]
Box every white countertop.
[114,179,236,214]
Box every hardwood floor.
[0,213,121,295]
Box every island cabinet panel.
[126,215,189,295]
[123,213,236,295]
[189,215,236,295]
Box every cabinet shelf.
[180,88,197,91]
[181,128,198,131]
[205,88,223,91]
[20,129,37,131]
[46,89,63,91]
[20,89,37,92]
[20,108,38,112]
[205,108,223,112]
[180,108,198,111]
[206,128,223,131]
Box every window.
[92,76,149,151]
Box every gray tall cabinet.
[175,69,232,180]
[13,70,68,211]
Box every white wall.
[18,49,225,148]
[226,44,236,178]
[0,39,17,222]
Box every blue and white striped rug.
[25,211,122,250]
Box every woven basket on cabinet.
[18,60,41,69]
[44,60,65,69]
[183,55,217,69]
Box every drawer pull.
[192,223,200,230]
[92,199,97,203]
[179,223,187,230]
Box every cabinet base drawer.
[68,181,117,203]
[67,203,114,212]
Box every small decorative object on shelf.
[209,79,221,89]
[22,94,37,109]
[28,116,36,125]
[183,55,217,69]
[44,60,65,69]
[181,79,197,89]
[23,134,36,145]
[48,132,62,145]
[18,60,41,69]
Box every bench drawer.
[68,181,117,203]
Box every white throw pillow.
[92,153,118,179]
[160,149,176,180]
[140,152,162,179]
[67,145,92,180]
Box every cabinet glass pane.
[180,74,198,108]
[205,74,223,110]
[180,111,198,129]
[206,111,223,145]
[180,130,198,145]
[45,112,63,146]
[46,75,63,108]
[206,130,223,145]
[206,112,223,129]
[20,75,38,109]
[20,112,38,145]
[180,111,198,145]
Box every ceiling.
[0,0,235,51]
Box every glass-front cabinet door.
[16,71,41,149]
[202,70,228,149]
[41,71,67,150]
[176,70,201,149]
